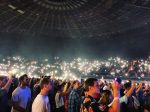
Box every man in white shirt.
[11,74,31,112]
[55,84,65,112]
[32,77,52,112]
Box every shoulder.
[45,96,49,103]
[12,87,21,95]
[0,89,7,98]
[33,95,45,104]
[26,86,31,94]
[69,90,75,96]
[0,88,7,94]
[120,95,128,104]
[55,92,60,96]
[55,92,60,98]
[72,89,80,96]
[32,95,47,112]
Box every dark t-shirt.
[32,85,40,101]
[0,88,9,112]
[120,89,138,112]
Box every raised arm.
[136,82,142,94]
[2,76,12,92]
[125,81,136,98]
[109,80,120,112]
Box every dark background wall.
[0,24,150,60]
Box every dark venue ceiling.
[0,0,150,58]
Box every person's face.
[0,78,8,87]
[90,81,100,94]
[45,82,52,92]
[75,81,80,89]
[22,76,29,86]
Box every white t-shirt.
[11,86,31,112]
[32,94,50,112]
[55,92,64,108]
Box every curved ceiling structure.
[0,0,150,38]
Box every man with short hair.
[32,77,52,112]
[82,78,120,112]
[11,74,31,112]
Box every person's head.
[114,77,122,84]
[72,80,80,89]
[19,74,29,86]
[0,76,8,88]
[124,80,132,90]
[57,84,64,92]
[40,77,52,94]
[84,78,100,95]
[99,90,112,105]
